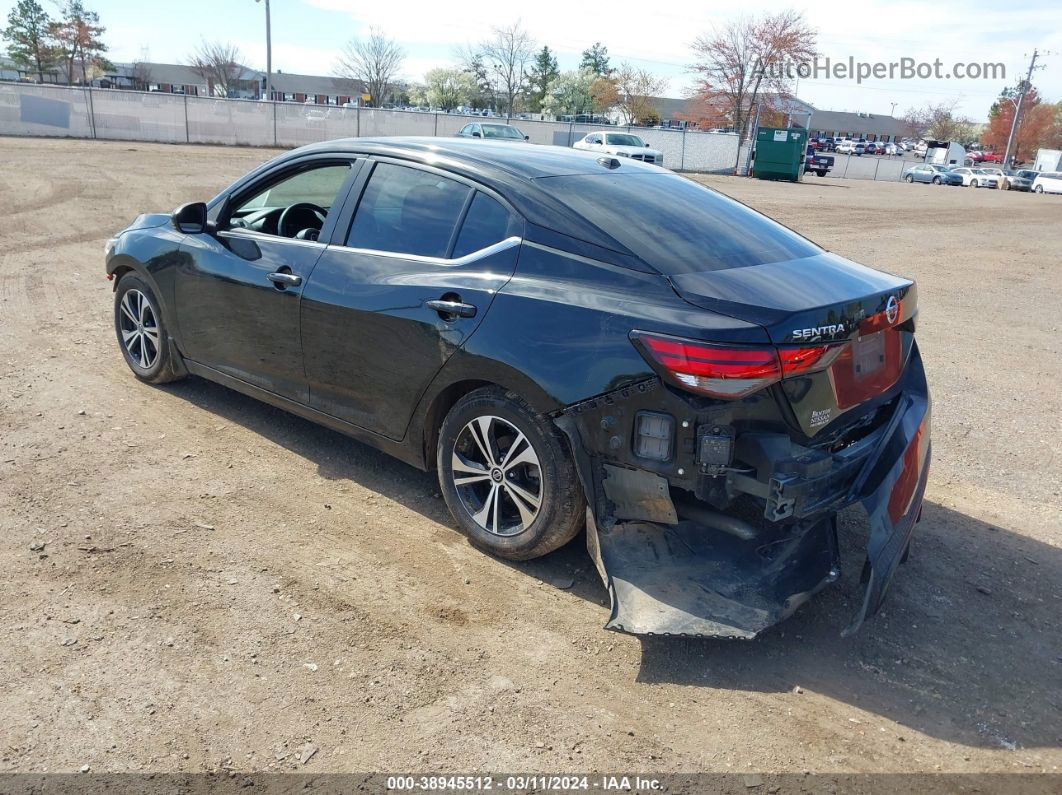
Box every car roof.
[287,136,661,180]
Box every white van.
[1031,172,1062,194]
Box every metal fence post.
[84,86,97,139]
[567,119,574,147]
[873,157,881,181]
[842,155,850,179]
[356,104,361,138]
[183,94,190,143]
[272,100,278,147]
[434,112,438,137]
[680,128,686,171]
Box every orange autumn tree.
[983,85,1060,163]
[688,10,816,144]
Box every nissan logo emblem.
[885,295,899,324]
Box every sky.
[10,0,1061,120]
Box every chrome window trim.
[328,235,522,267]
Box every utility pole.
[1002,49,1039,168]
[890,102,897,117]
[256,0,273,102]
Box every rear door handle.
[426,299,477,318]
[268,272,302,287]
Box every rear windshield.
[539,172,821,273]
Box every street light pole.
[256,0,273,102]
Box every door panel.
[173,156,360,403]
[301,242,519,438]
[175,232,324,401]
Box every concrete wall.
[0,83,741,173]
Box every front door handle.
[426,299,477,319]
[268,271,302,288]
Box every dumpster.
[753,127,808,182]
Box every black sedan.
[105,138,930,639]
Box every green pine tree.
[2,0,56,82]
[527,46,559,112]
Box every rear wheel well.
[421,379,493,470]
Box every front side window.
[230,163,351,238]
[452,192,512,258]
[346,162,470,258]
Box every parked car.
[1032,172,1062,194]
[948,167,980,187]
[979,150,1002,163]
[966,150,985,163]
[852,143,867,156]
[970,168,999,188]
[1001,168,1038,191]
[864,142,881,155]
[573,132,665,165]
[805,145,834,177]
[835,140,856,154]
[455,122,529,141]
[883,142,901,156]
[104,137,929,640]
[904,163,954,184]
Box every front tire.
[437,386,584,560]
[1034,185,1044,193]
[114,273,184,384]
[905,175,914,183]
[932,176,942,185]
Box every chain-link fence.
[1,82,745,173]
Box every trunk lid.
[671,253,917,437]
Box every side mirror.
[173,201,208,234]
[645,143,650,147]
[472,131,482,138]
[524,135,530,141]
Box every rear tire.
[437,386,584,560]
[932,176,942,185]
[114,273,184,384]
[1034,185,1044,193]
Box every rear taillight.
[632,331,839,399]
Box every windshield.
[540,172,822,274]
[606,134,645,147]
[482,124,524,140]
[930,165,947,172]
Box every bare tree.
[334,28,404,108]
[130,45,151,89]
[479,21,535,115]
[188,40,245,97]
[614,63,668,125]
[689,11,816,144]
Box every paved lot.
[1,137,1060,778]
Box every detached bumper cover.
[568,348,931,639]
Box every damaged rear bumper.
[557,346,931,639]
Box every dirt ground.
[1,137,1060,779]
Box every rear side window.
[540,172,821,273]
[452,192,511,258]
[347,162,470,257]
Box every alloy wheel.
[118,288,160,369]
[451,415,542,537]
